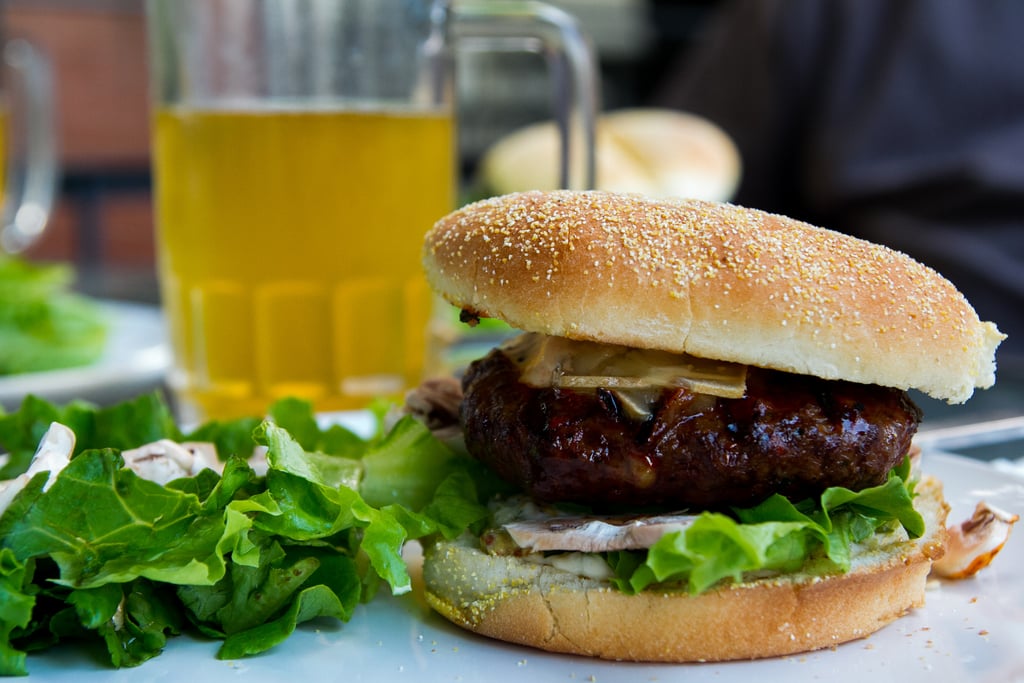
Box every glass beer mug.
[146,0,596,421]
[1,39,58,254]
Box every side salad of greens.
[0,393,495,675]
[0,256,108,376]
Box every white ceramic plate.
[0,301,171,410]
[18,450,1024,682]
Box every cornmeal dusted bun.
[421,476,948,663]
[423,190,1004,403]
[479,108,741,202]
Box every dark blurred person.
[657,0,1024,368]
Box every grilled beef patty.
[460,347,922,510]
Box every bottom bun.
[422,477,948,662]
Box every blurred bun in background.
[478,108,741,202]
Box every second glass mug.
[146,0,596,421]
[1,39,58,255]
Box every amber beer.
[152,107,454,419]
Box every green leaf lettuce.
[0,394,485,674]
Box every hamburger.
[414,190,1005,662]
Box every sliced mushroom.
[403,375,465,447]
[0,422,76,516]
[121,440,221,486]
[932,501,1019,580]
[504,512,698,553]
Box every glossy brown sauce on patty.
[460,347,922,510]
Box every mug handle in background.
[1,39,59,254]
[452,0,598,191]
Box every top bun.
[479,108,741,202]
[423,191,1004,403]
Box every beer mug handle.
[1,39,59,254]
[452,1,597,191]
